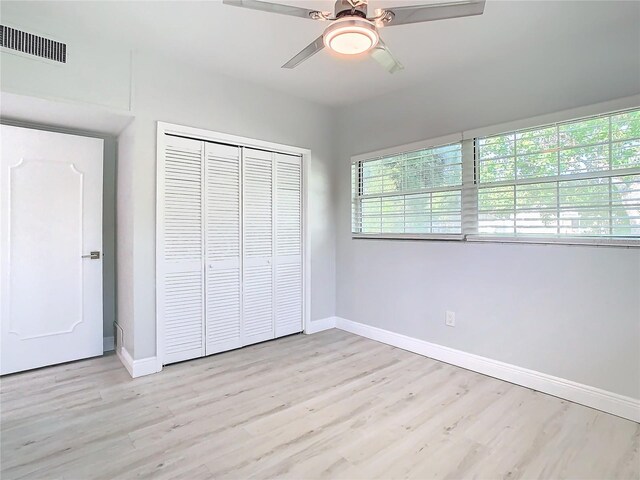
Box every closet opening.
[155,122,310,371]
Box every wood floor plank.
[1,330,638,480]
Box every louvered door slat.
[243,148,275,345]
[204,143,243,355]
[159,131,304,365]
[159,135,205,365]
[275,154,303,337]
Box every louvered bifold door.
[274,153,303,337]
[242,148,275,346]
[158,135,205,365]
[204,143,243,355]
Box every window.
[352,142,463,237]
[351,106,640,244]
[476,109,640,239]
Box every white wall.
[0,23,338,361]
[335,78,640,398]
[116,122,136,356]
[2,3,638,394]
[118,52,338,359]
[0,39,131,112]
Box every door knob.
[82,251,101,260]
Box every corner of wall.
[115,120,137,358]
[330,104,353,321]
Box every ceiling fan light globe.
[323,19,379,55]
[328,31,374,55]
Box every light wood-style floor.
[1,329,638,480]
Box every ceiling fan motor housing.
[334,0,368,18]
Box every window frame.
[473,108,640,245]
[350,98,640,247]
[351,133,465,240]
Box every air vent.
[0,25,66,63]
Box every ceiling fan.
[223,0,486,73]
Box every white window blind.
[475,108,640,239]
[352,142,463,237]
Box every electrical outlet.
[445,311,455,327]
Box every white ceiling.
[2,0,639,106]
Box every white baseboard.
[116,346,159,379]
[305,316,337,334]
[335,317,640,423]
[103,336,115,352]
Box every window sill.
[351,233,464,241]
[465,235,640,248]
[351,233,640,247]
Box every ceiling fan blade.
[370,39,404,74]
[223,0,330,20]
[376,0,485,27]
[282,35,325,69]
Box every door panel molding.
[8,159,86,340]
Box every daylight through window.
[476,109,640,238]
[352,142,463,236]
[351,107,640,243]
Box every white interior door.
[242,148,275,346]
[205,142,242,355]
[274,153,303,337]
[1,125,103,375]
[157,135,205,365]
